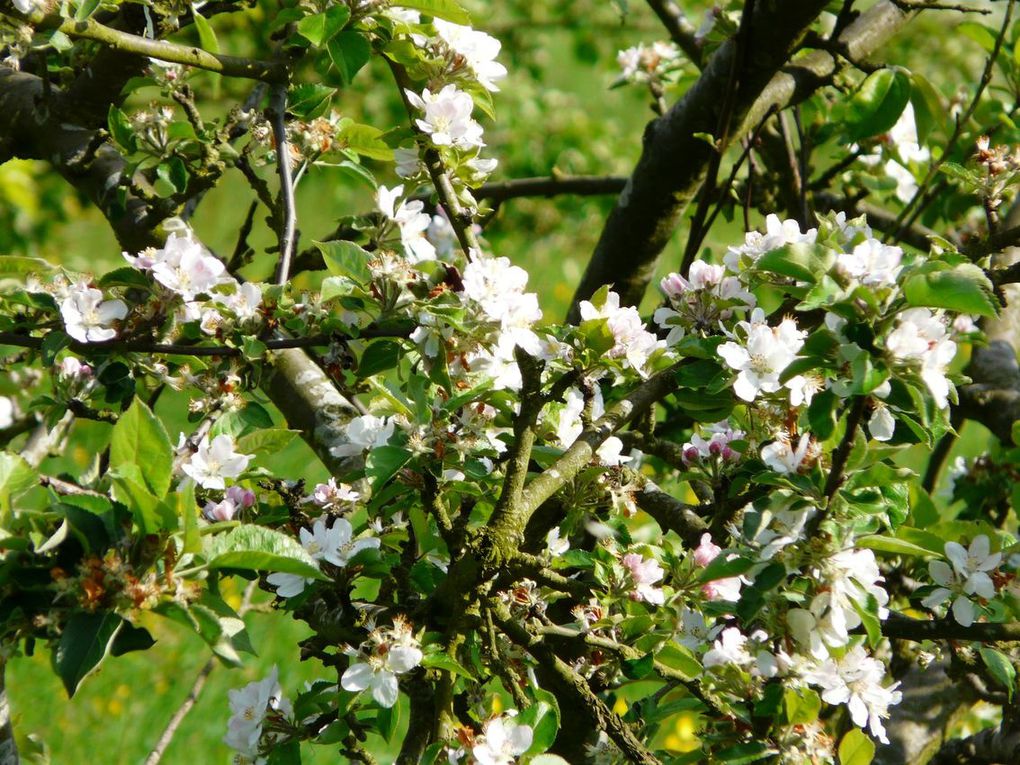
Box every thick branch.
[23,12,288,83]
[569,0,910,319]
[883,612,1020,642]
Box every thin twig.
[0,326,410,358]
[888,0,1014,242]
[270,83,297,285]
[144,582,259,765]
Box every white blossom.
[717,309,805,402]
[472,712,534,765]
[143,232,229,300]
[341,641,422,708]
[724,214,817,271]
[433,20,507,92]
[405,85,484,149]
[60,285,128,343]
[181,434,253,490]
[330,415,396,458]
[267,517,380,598]
[922,536,1000,626]
[805,646,902,743]
[760,433,812,474]
[616,42,679,82]
[868,404,896,441]
[837,239,903,287]
[376,184,437,263]
[703,627,752,668]
[885,308,957,408]
[224,667,292,761]
[578,291,662,375]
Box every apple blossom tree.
[1,0,1020,763]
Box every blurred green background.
[0,0,1007,761]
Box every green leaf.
[53,612,124,697]
[74,0,101,21]
[783,688,821,726]
[236,428,298,455]
[420,652,475,679]
[980,647,1016,701]
[716,742,775,764]
[315,240,372,284]
[909,72,942,145]
[838,728,875,765]
[756,243,836,284]
[107,105,136,152]
[845,68,911,141]
[297,5,351,46]
[191,9,220,54]
[0,255,54,275]
[856,534,936,558]
[366,446,412,490]
[902,262,999,317]
[327,32,372,86]
[391,0,471,24]
[340,122,394,161]
[110,398,173,497]
[358,340,404,379]
[109,467,177,535]
[518,696,559,755]
[174,478,202,555]
[0,451,37,520]
[205,525,325,579]
[696,555,755,585]
[656,643,702,679]
[288,84,337,121]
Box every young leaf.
[391,0,471,24]
[205,525,325,579]
[327,32,372,86]
[979,647,1016,701]
[314,240,373,284]
[192,10,220,54]
[110,398,173,497]
[902,262,1000,317]
[838,728,875,765]
[844,68,911,141]
[296,5,351,46]
[53,612,125,697]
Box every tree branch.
[20,10,288,83]
[569,0,911,320]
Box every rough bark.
[569,0,911,320]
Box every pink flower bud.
[226,485,256,509]
[683,446,701,464]
[694,533,721,567]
